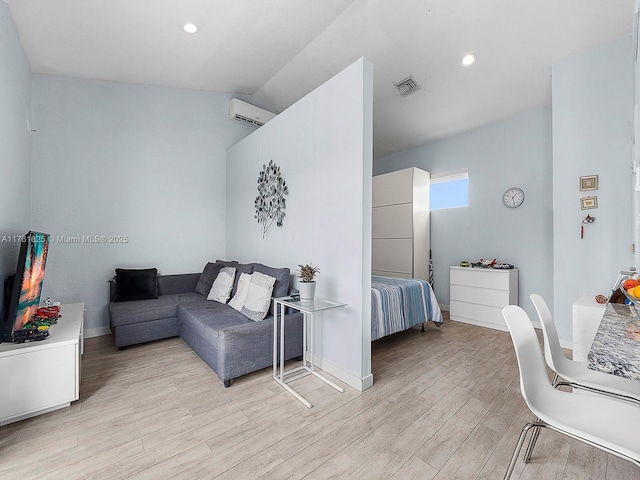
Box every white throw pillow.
[228,272,252,311]
[207,266,236,303]
[241,271,276,321]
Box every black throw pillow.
[114,268,158,302]
[194,262,222,296]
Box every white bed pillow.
[241,271,276,321]
[207,266,236,303]
[228,272,252,311]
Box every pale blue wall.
[0,3,32,309]
[552,36,634,341]
[374,108,554,324]
[30,75,253,335]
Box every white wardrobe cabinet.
[372,167,430,280]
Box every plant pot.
[298,282,316,301]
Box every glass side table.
[272,296,346,408]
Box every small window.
[430,168,468,210]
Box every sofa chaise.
[108,261,303,387]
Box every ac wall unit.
[229,98,276,127]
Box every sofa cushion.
[194,262,222,296]
[109,294,181,327]
[229,272,252,312]
[157,273,200,296]
[215,260,255,297]
[253,263,290,314]
[178,302,251,345]
[207,267,236,303]
[114,268,158,302]
[241,272,276,321]
[178,292,207,304]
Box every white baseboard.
[312,354,373,392]
[84,326,111,338]
[361,373,374,391]
[439,303,450,312]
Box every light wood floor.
[1,316,637,479]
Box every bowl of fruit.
[620,278,640,304]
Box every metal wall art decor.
[255,160,289,238]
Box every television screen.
[0,232,50,343]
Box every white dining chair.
[530,293,640,406]
[501,305,640,480]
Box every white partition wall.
[225,58,374,391]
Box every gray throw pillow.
[195,262,222,296]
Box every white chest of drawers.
[449,267,518,331]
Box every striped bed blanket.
[371,276,443,341]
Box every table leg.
[273,300,278,380]
[280,305,285,382]
[271,299,346,408]
[309,313,314,372]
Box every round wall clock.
[503,187,525,208]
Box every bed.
[371,275,443,341]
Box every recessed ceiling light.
[183,23,198,34]
[461,53,476,67]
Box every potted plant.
[297,264,320,300]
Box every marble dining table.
[588,302,640,381]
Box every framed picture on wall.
[580,196,598,209]
[580,175,598,191]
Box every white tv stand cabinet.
[0,302,84,425]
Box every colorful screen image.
[14,232,50,331]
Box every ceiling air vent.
[394,76,422,97]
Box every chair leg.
[504,421,547,480]
[504,422,536,480]
[524,420,542,463]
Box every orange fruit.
[629,285,640,298]
[624,279,640,291]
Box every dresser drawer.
[450,267,514,290]
[450,300,507,329]
[450,285,511,308]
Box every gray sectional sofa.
[108,261,303,387]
